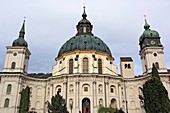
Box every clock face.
[150,40,156,45]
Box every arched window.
[6,84,12,94]
[11,62,16,69]
[56,85,61,94]
[110,86,114,93]
[110,98,117,108]
[155,62,159,69]
[83,58,88,73]
[98,59,102,74]
[110,85,116,94]
[128,64,131,69]
[4,98,9,108]
[99,98,103,106]
[69,59,73,74]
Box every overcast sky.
[0,0,170,75]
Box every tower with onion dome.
[139,18,167,75]
[3,19,31,73]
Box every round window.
[154,53,157,57]
[13,52,17,56]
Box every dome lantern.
[76,6,93,36]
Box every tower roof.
[120,57,133,62]
[12,19,28,47]
[139,19,159,43]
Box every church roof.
[57,6,112,58]
[28,73,52,79]
[120,57,133,62]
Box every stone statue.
[83,100,89,113]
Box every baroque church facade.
[0,7,170,113]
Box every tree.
[48,91,69,113]
[98,106,115,113]
[19,86,30,113]
[143,64,170,113]
[98,106,125,113]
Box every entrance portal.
[82,98,90,113]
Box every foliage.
[98,106,115,113]
[143,64,170,113]
[98,106,124,113]
[19,86,30,113]
[48,92,69,113]
[151,63,160,79]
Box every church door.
[82,98,90,113]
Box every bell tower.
[3,19,31,74]
[139,19,167,75]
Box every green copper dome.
[58,7,112,58]
[58,35,112,57]
[139,20,159,42]
[12,20,28,47]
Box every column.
[95,82,97,107]
[117,83,121,109]
[75,81,79,113]
[93,81,96,107]
[105,81,109,107]
[77,60,79,73]
[50,84,53,97]
[63,81,67,99]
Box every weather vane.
[83,0,86,8]
[144,15,147,21]
[23,16,26,22]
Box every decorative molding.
[158,51,164,54]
